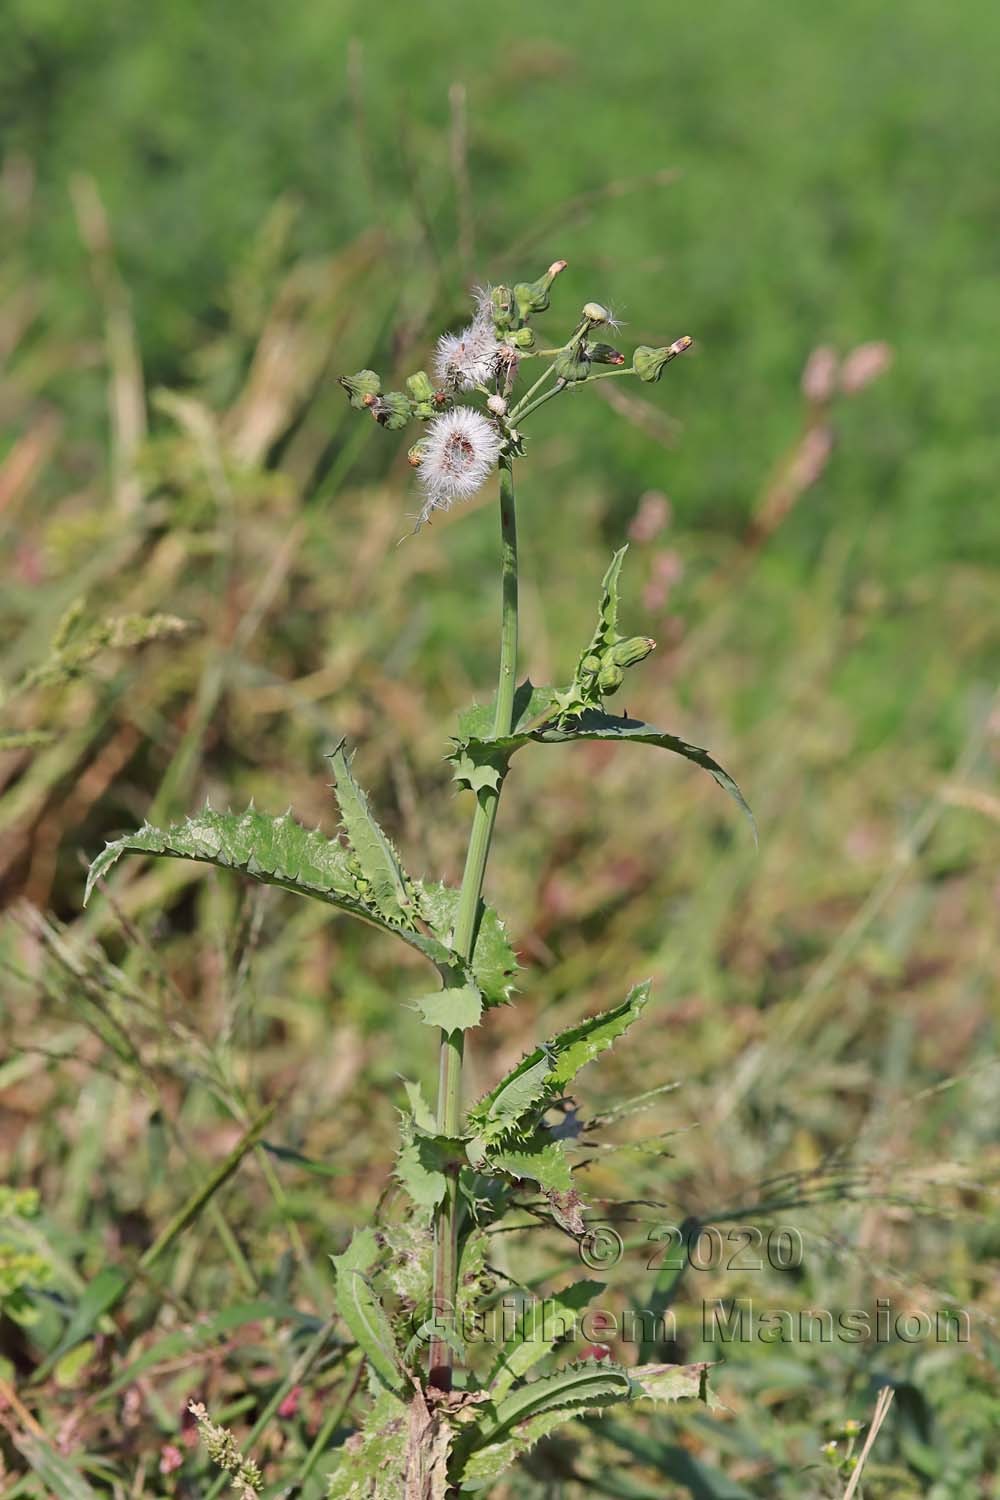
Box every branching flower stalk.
[87,257,754,1495]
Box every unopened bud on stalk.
[582,302,613,326]
[513,258,568,320]
[588,343,626,366]
[407,438,429,467]
[509,326,536,350]
[339,369,382,409]
[486,394,508,416]
[580,653,603,677]
[406,370,435,403]
[489,284,515,331]
[609,635,655,668]
[553,347,592,384]
[369,392,413,430]
[597,663,625,694]
[632,337,693,382]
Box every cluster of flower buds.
[578,634,655,698]
[339,258,693,530]
[338,368,449,430]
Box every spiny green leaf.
[454,709,754,835]
[413,986,483,1033]
[401,1079,436,1133]
[546,981,652,1090]
[629,1360,721,1408]
[456,1404,586,1489]
[450,749,505,795]
[85,809,520,1000]
[327,742,416,927]
[487,1279,606,1397]
[454,1359,633,1485]
[326,1387,408,1500]
[454,680,557,744]
[587,546,627,655]
[455,1227,491,1331]
[488,1133,573,1193]
[455,1359,716,1489]
[84,807,453,970]
[470,982,651,1143]
[331,1230,405,1398]
[395,1127,459,1213]
[417,882,519,1008]
[381,1218,434,1304]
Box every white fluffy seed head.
[433,316,503,391]
[416,407,503,527]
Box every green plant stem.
[509,363,556,422]
[428,457,518,1389]
[515,366,634,428]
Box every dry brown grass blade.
[842,1385,895,1500]
[0,410,61,518]
[70,173,147,517]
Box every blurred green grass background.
[1,1,998,1495]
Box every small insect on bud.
[632,337,693,382]
[513,258,568,321]
[597,663,625,695]
[486,394,508,416]
[609,635,655,668]
[587,343,626,366]
[339,369,382,409]
[368,392,413,430]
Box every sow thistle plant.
[86,260,752,1496]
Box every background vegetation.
[2,1,998,1494]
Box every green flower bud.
[405,370,435,403]
[509,326,536,350]
[632,337,693,382]
[580,653,602,677]
[609,635,655,668]
[597,663,624,694]
[369,391,413,430]
[513,258,568,321]
[553,347,591,384]
[489,284,515,331]
[339,369,382,409]
[587,342,626,366]
[407,438,430,467]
